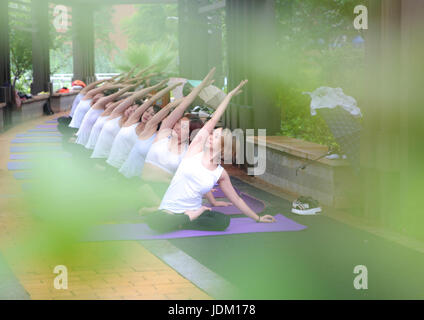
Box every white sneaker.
[291,196,322,215]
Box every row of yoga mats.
[8,118,307,240]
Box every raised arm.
[110,81,167,117]
[80,79,107,95]
[92,82,140,108]
[84,83,126,99]
[126,82,182,123]
[134,64,156,78]
[160,68,216,130]
[187,80,247,155]
[144,98,184,131]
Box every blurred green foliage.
[275,0,367,148]
[115,4,178,75]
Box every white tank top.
[91,116,122,159]
[159,152,224,213]
[145,136,188,175]
[106,123,139,168]
[69,93,83,118]
[75,108,104,146]
[85,115,109,150]
[69,99,92,128]
[119,133,157,178]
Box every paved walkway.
[0,113,210,300]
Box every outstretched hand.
[201,67,216,88]
[258,215,276,223]
[228,79,248,97]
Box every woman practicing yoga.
[69,81,123,129]
[119,97,183,178]
[91,80,167,159]
[75,83,139,147]
[138,68,230,210]
[145,80,276,233]
[141,69,216,183]
[106,82,182,169]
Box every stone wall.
[50,92,78,113]
[12,95,49,125]
[247,136,360,208]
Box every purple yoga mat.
[36,124,58,128]
[212,186,241,198]
[11,138,61,144]
[205,193,265,215]
[28,128,58,132]
[8,162,33,171]
[83,214,307,242]
[45,120,58,124]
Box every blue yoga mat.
[7,162,33,171]
[10,146,63,153]
[28,128,58,132]
[37,124,58,128]
[10,153,71,160]
[16,133,61,137]
[45,120,58,124]
[11,138,62,144]
[13,171,33,180]
[83,214,307,242]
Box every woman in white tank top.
[146,78,276,233]
[106,82,180,169]
[90,81,167,159]
[119,98,184,178]
[85,100,121,150]
[69,82,121,129]
[76,84,136,147]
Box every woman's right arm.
[186,80,248,157]
[160,68,216,130]
[110,81,167,116]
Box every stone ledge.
[246,135,359,208]
[21,94,50,105]
[247,135,349,167]
[51,91,79,98]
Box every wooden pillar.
[225,0,280,134]
[0,0,12,129]
[72,5,95,84]
[31,0,51,95]
[178,0,209,80]
[0,0,11,88]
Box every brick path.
[0,113,211,300]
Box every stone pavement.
[0,113,211,300]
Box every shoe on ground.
[291,196,322,215]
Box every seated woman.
[139,68,229,210]
[85,100,123,150]
[139,69,216,199]
[57,77,113,134]
[75,83,138,147]
[145,80,276,233]
[91,80,167,159]
[106,82,182,169]
[119,97,184,179]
